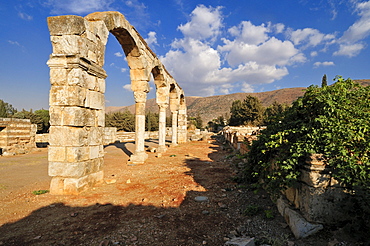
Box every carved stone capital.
[133,91,147,103]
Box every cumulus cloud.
[313,61,335,68]
[160,5,309,97]
[123,84,132,91]
[177,5,223,42]
[287,27,336,48]
[334,1,370,56]
[145,31,158,46]
[114,52,124,57]
[45,0,114,14]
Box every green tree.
[229,96,264,126]
[146,111,159,131]
[0,99,17,117]
[321,74,327,87]
[105,110,135,132]
[263,101,289,125]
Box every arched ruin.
[47,11,187,195]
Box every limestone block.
[126,55,148,69]
[96,110,105,127]
[83,72,97,91]
[50,68,67,86]
[89,145,100,159]
[87,127,103,145]
[277,197,323,239]
[88,50,98,64]
[97,78,106,93]
[48,15,87,36]
[85,11,131,33]
[50,107,95,127]
[86,157,103,174]
[67,68,85,87]
[85,90,104,110]
[130,68,150,81]
[88,20,109,45]
[49,126,88,146]
[51,35,81,55]
[48,146,66,162]
[48,161,87,177]
[49,86,86,107]
[66,146,90,162]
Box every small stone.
[202,210,210,215]
[287,241,295,246]
[195,196,209,202]
[328,239,340,246]
[203,241,207,245]
[33,236,42,240]
[70,212,78,217]
[105,178,116,184]
[218,202,227,209]
[126,179,131,184]
[224,237,255,246]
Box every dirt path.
[0,138,358,245]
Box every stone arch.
[47,11,186,195]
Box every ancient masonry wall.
[0,118,36,156]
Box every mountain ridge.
[106,79,370,125]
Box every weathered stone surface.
[224,237,255,246]
[49,126,89,146]
[48,15,86,36]
[277,197,323,239]
[49,86,86,107]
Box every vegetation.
[229,95,265,126]
[189,113,203,129]
[0,99,17,118]
[105,110,135,132]
[245,76,370,236]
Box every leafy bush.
[246,77,370,234]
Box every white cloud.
[161,5,308,97]
[121,68,128,73]
[334,1,370,56]
[123,84,132,91]
[287,28,336,48]
[310,51,318,57]
[313,61,335,68]
[46,0,114,14]
[177,5,223,42]
[18,12,33,20]
[144,31,158,46]
[114,52,124,57]
[333,43,365,57]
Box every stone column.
[177,106,187,144]
[47,15,108,195]
[171,110,178,146]
[129,91,148,164]
[157,103,168,153]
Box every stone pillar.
[129,91,148,164]
[47,15,108,195]
[171,110,178,146]
[177,103,187,144]
[157,103,168,153]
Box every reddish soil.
[0,138,362,245]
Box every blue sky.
[1,0,370,111]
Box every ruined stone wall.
[284,154,350,225]
[0,118,36,156]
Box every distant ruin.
[47,11,187,195]
[0,118,36,156]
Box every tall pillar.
[47,15,108,195]
[171,110,178,146]
[129,91,148,164]
[178,107,187,143]
[157,103,168,153]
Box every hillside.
[106,87,306,125]
[106,79,370,126]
